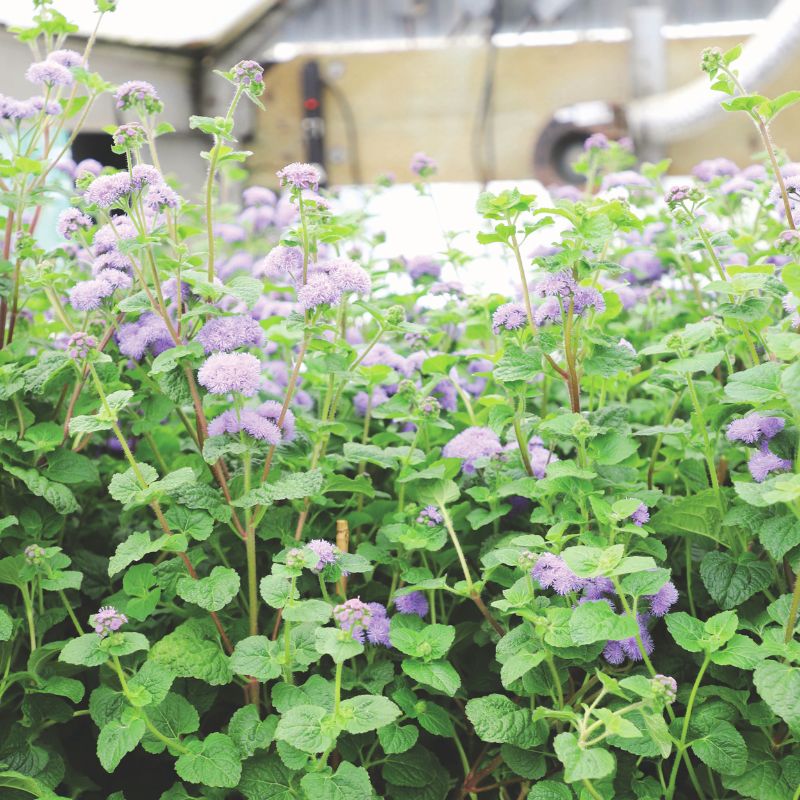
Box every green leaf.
[700,552,772,610]
[176,566,240,611]
[753,661,800,732]
[664,351,724,375]
[710,634,763,670]
[234,470,324,508]
[175,732,242,788]
[527,781,573,800]
[704,610,738,650]
[314,627,364,663]
[724,362,783,404]
[274,705,336,754]
[759,515,800,559]
[259,575,296,609]
[401,659,460,696]
[650,490,725,545]
[665,613,705,653]
[494,343,542,383]
[0,463,79,514]
[389,616,455,660]
[230,636,282,681]
[60,634,107,666]
[228,706,275,759]
[43,450,99,485]
[690,720,747,776]
[238,753,295,800]
[0,608,12,642]
[569,601,640,645]
[466,694,547,748]
[108,531,170,577]
[97,712,146,772]
[339,695,401,734]
[150,618,233,685]
[378,723,419,754]
[144,693,199,753]
[735,474,800,507]
[300,762,372,800]
[164,507,214,541]
[553,732,615,782]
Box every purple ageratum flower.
[720,175,756,195]
[395,591,428,618]
[534,296,562,327]
[572,287,606,316]
[256,245,304,284]
[232,60,264,87]
[238,410,281,444]
[646,581,678,617]
[333,597,372,643]
[550,184,582,202]
[531,553,586,595]
[528,437,558,479]
[603,614,654,664]
[57,208,93,240]
[297,274,341,311]
[621,251,663,284]
[726,413,784,445]
[317,258,371,296]
[653,674,678,703]
[417,505,443,527]
[90,606,127,638]
[68,278,114,311]
[84,172,133,208]
[93,251,132,274]
[584,132,609,151]
[406,255,441,281]
[665,185,691,205]
[197,352,261,396]
[145,183,181,211]
[258,400,296,442]
[492,302,527,334]
[442,426,503,474]
[48,49,84,68]
[243,186,277,207]
[749,445,792,483]
[307,539,340,572]
[353,386,389,417]
[410,152,437,177]
[196,315,264,354]
[24,543,45,564]
[582,576,615,601]
[26,59,74,87]
[115,80,162,114]
[112,122,146,150]
[366,612,392,648]
[692,157,738,182]
[76,158,103,179]
[601,171,650,192]
[630,503,650,527]
[93,216,136,255]
[96,268,132,291]
[116,313,172,360]
[277,162,322,191]
[130,164,163,190]
[534,270,577,298]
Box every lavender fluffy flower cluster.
[442,426,503,474]
[297,258,371,311]
[198,352,262,397]
[114,80,163,114]
[66,331,96,360]
[492,302,527,334]
[530,553,677,664]
[57,208,93,240]
[116,313,172,360]
[276,162,322,191]
[532,271,605,327]
[726,413,791,482]
[333,598,392,647]
[417,505,443,527]
[196,315,264,354]
[208,401,295,445]
[90,606,127,638]
[394,591,428,618]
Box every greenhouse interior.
[1,0,800,798]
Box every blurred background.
[1,0,799,192]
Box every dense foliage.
[1,5,800,800]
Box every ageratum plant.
[1,1,800,795]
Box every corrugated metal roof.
[271,0,782,45]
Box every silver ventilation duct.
[627,0,800,146]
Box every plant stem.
[665,653,710,800]
[685,373,724,514]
